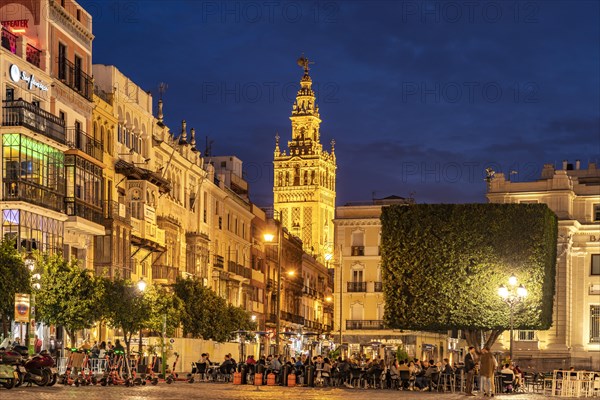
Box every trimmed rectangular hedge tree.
[381,203,557,351]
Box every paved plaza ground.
[4,383,570,400]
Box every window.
[516,330,536,341]
[76,9,81,21]
[592,255,600,276]
[58,43,67,80]
[59,111,65,122]
[221,161,226,167]
[594,204,600,221]
[5,87,14,101]
[74,55,82,91]
[591,305,600,343]
[352,269,363,282]
[31,99,40,108]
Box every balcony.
[152,265,179,283]
[213,255,224,269]
[57,57,93,101]
[65,197,103,225]
[346,320,385,330]
[374,281,383,292]
[351,246,364,256]
[267,313,277,324]
[1,27,17,53]
[66,128,103,161]
[103,200,130,222]
[26,44,41,68]
[347,281,367,292]
[2,180,64,213]
[131,217,166,250]
[2,100,66,144]
[303,285,317,297]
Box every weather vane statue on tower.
[297,55,313,74]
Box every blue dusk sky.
[80,0,600,206]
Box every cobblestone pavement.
[3,383,568,400]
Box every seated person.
[268,354,282,373]
[423,359,439,391]
[415,360,429,390]
[337,357,352,387]
[442,358,454,374]
[500,363,515,392]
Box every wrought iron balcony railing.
[345,320,385,330]
[1,27,17,53]
[26,44,41,68]
[347,281,367,292]
[57,57,93,101]
[2,100,66,144]
[374,281,383,292]
[65,197,103,224]
[66,128,103,161]
[2,180,64,213]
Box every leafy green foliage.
[381,204,557,334]
[0,239,30,337]
[396,347,409,362]
[174,277,256,342]
[35,253,105,346]
[102,279,182,355]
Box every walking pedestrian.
[464,346,477,396]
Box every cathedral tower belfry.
[273,56,337,259]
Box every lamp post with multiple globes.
[498,275,527,362]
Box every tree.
[174,277,256,341]
[35,253,104,347]
[103,279,181,357]
[0,239,30,338]
[381,203,557,352]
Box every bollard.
[240,364,247,385]
[306,365,315,387]
[267,372,276,386]
[282,365,289,386]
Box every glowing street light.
[264,226,282,355]
[498,275,527,362]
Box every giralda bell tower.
[273,56,337,260]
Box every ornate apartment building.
[273,58,336,261]
[334,197,457,361]
[488,161,600,370]
[1,0,103,269]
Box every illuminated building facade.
[1,0,103,270]
[488,161,600,370]
[273,58,336,260]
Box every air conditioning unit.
[590,284,600,295]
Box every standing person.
[479,346,497,397]
[34,335,43,353]
[464,346,477,396]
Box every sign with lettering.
[591,235,600,242]
[9,64,48,92]
[14,293,30,322]
[1,19,28,28]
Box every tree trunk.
[66,329,76,348]
[463,328,504,355]
[1,314,8,338]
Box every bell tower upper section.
[273,56,336,259]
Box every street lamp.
[25,254,40,356]
[263,224,282,355]
[137,278,146,354]
[498,275,527,363]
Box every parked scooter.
[21,348,56,386]
[0,348,25,387]
[0,350,20,389]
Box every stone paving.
[3,383,570,400]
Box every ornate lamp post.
[498,275,527,362]
[24,254,40,356]
[136,278,147,355]
[264,224,282,355]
